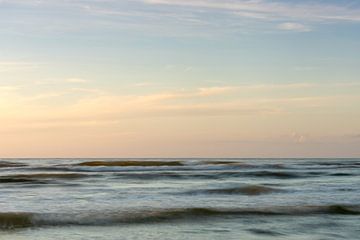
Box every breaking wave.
[1,205,359,229]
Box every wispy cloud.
[196,86,236,96]
[3,0,359,37]
[143,0,360,22]
[0,61,39,72]
[70,87,104,94]
[0,80,359,159]
[65,78,88,83]
[0,85,22,92]
[1,81,359,125]
[277,22,311,32]
[133,82,155,87]
[291,132,307,144]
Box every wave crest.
[76,160,183,167]
[1,205,359,229]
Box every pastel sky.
[0,0,359,158]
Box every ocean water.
[0,158,359,239]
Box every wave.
[0,173,90,185]
[76,160,184,167]
[329,172,354,176]
[304,161,360,166]
[113,172,187,180]
[0,178,48,184]
[183,185,282,196]
[112,171,303,181]
[203,161,238,165]
[112,171,233,180]
[247,228,284,236]
[201,161,247,166]
[0,213,33,229]
[13,169,322,181]
[298,161,360,170]
[209,171,304,179]
[3,173,89,180]
[0,161,27,168]
[1,205,359,229]
[9,170,315,182]
[243,171,306,179]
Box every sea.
[0,158,359,239]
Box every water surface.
[0,158,359,239]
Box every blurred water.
[0,158,359,239]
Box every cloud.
[146,103,277,117]
[70,87,104,94]
[143,0,360,22]
[291,132,307,144]
[33,78,89,86]
[0,80,358,160]
[133,82,154,87]
[2,0,359,38]
[0,84,281,127]
[0,61,39,72]
[26,92,69,101]
[1,81,359,132]
[65,78,88,83]
[241,83,314,90]
[0,85,21,92]
[277,22,311,32]
[197,86,236,96]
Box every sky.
[0,0,359,158]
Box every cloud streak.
[143,0,360,22]
[0,61,39,72]
[1,81,358,127]
[2,0,359,37]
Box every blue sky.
[0,0,359,157]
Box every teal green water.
[0,158,359,239]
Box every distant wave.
[0,173,90,185]
[0,161,27,168]
[183,185,282,196]
[0,178,47,184]
[1,205,359,229]
[74,160,261,168]
[213,170,310,179]
[2,173,88,179]
[0,170,326,183]
[300,161,360,167]
[92,171,307,180]
[201,161,248,166]
[245,171,304,178]
[76,160,184,167]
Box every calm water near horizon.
[0,158,359,239]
